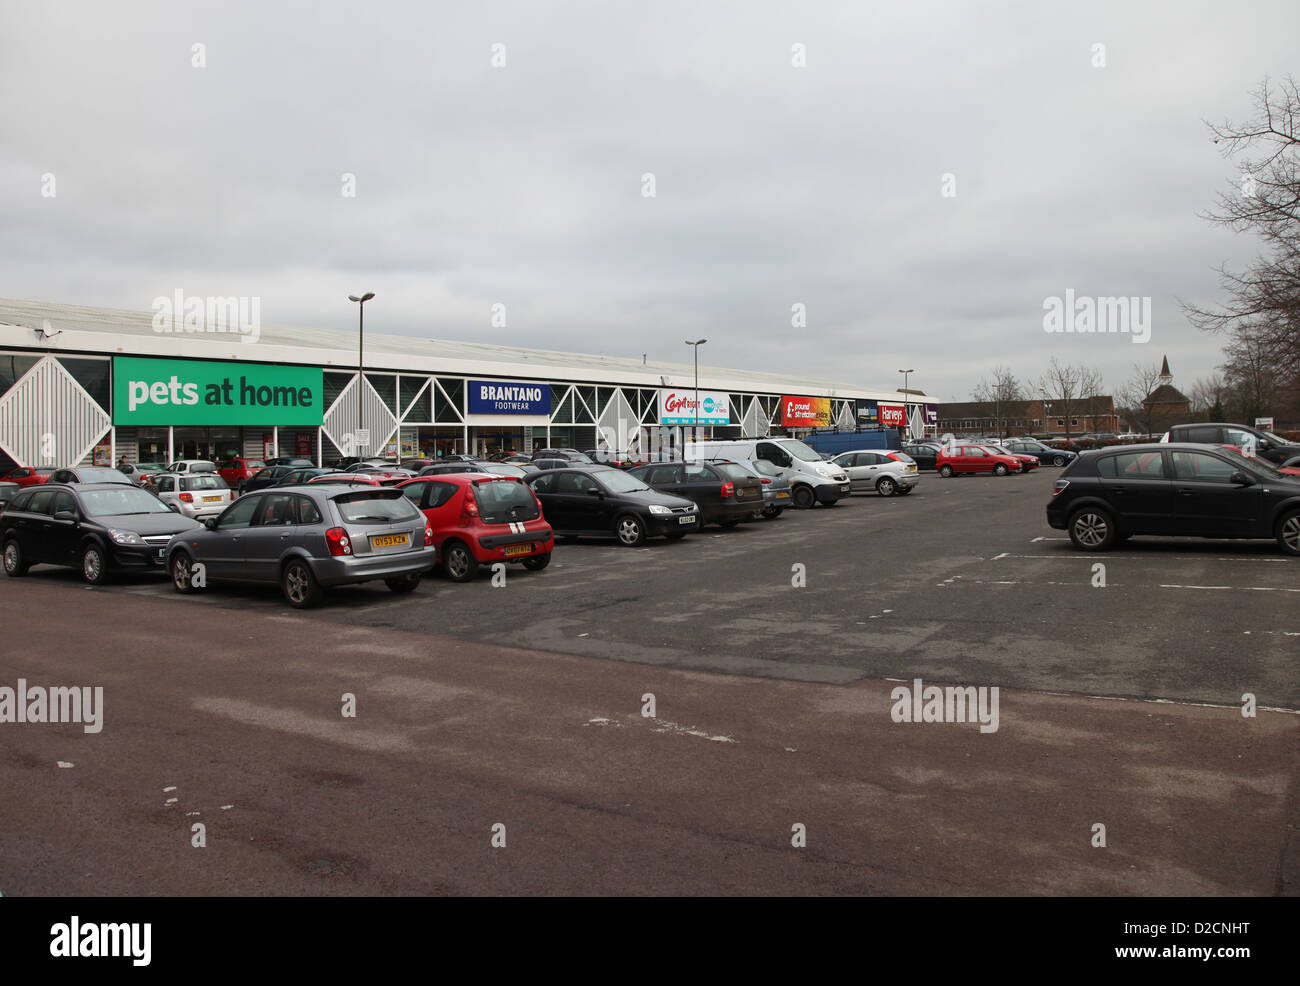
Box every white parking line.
[992,554,1288,562]
[1160,584,1300,593]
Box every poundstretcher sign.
[113,357,324,426]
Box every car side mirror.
[53,510,77,521]
[586,488,603,497]
[1230,471,1254,487]
[204,517,217,529]
[168,502,181,512]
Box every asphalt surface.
[1,467,1297,895]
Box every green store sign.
[113,357,324,426]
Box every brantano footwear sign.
[113,357,323,426]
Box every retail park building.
[0,299,937,470]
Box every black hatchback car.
[627,460,763,527]
[2,483,203,583]
[1047,443,1300,555]
[528,466,700,545]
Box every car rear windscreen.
[473,479,540,524]
[334,491,421,525]
[184,475,227,491]
[716,463,757,484]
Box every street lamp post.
[898,368,914,435]
[348,293,375,455]
[686,338,707,443]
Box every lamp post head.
[348,292,376,303]
[685,338,707,346]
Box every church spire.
[1158,355,1172,386]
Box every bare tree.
[1185,76,1300,387]
[1119,362,1164,435]
[1187,374,1228,417]
[1037,359,1106,438]
[972,365,1023,437]
[1223,326,1281,423]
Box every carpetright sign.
[112,357,323,426]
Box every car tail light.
[760,477,772,485]
[326,527,353,555]
[179,493,193,503]
[424,526,434,546]
[1052,480,1069,496]
[720,482,735,498]
[459,495,479,526]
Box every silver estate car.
[165,485,437,608]
[152,472,233,519]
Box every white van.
[685,438,850,508]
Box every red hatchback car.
[936,445,1021,477]
[218,458,266,492]
[395,474,553,582]
[1,467,56,487]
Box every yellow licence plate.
[775,491,789,498]
[203,495,222,502]
[504,543,534,557]
[371,533,410,548]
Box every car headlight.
[109,529,145,545]
[648,504,672,516]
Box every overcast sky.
[3,1,1296,402]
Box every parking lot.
[80,468,1300,709]
[3,468,1297,895]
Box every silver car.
[153,472,233,519]
[717,458,793,518]
[831,450,920,497]
[166,485,437,608]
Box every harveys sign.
[781,395,831,427]
[878,402,907,427]
[659,389,730,425]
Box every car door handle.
[1177,488,1195,496]
[1109,487,1126,494]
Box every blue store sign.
[468,380,551,415]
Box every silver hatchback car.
[153,472,233,519]
[831,450,920,496]
[165,485,437,607]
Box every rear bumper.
[476,528,554,559]
[309,545,438,586]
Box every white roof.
[0,297,908,401]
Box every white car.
[152,472,233,519]
[831,450,920,497]
[164,459,219,474]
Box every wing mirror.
[53,510,77,522]
[1229,471,1254,487]
[586,488,604,497]
[203,517,218,529]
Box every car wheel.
[3,539,28,577]
[171,551,199,593]
[81,543,109,585]
[615,513,647,546]
[1067,507,1115,551]
[443,540,479,582]
[762,505,784,519]
[521,554,551,570]
[719,518,742,528]
[876,477,897,497]
[938,464,954,478]
[282,558,323,608]
[1052,455,1067,467]
[993,463,1009,476]
[791,485,815,509]
[384,573,421,594]
[1276,509,1300,556]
